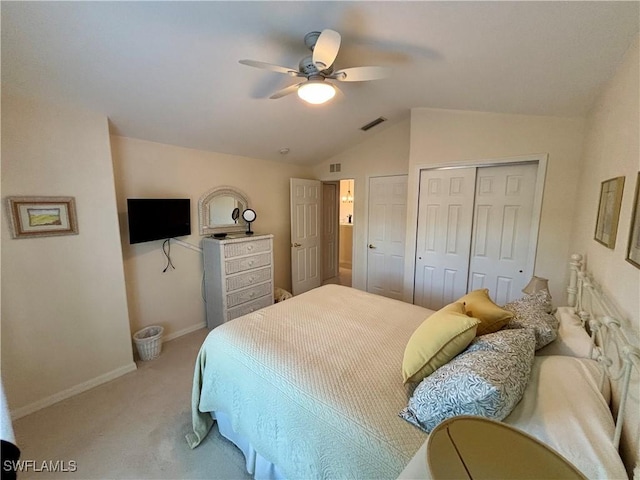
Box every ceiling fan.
[239,29,390,105]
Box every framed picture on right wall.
[626,172,640,269]
[594,176,625,249]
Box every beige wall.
[111,136,312,338]
[312,112,586,302]
[571,37,639,335]
[313,118,411,289]
[571,37,639,474]
[1,94,135,417]
[405,108,586,303]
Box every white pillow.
[504,356,621,479]
[536,307,593,358]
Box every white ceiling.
[2,1,638,166]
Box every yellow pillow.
[457,289,513,335]
[402,302,480,384]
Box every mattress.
[187,284,433,479]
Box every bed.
[187,254,639,480]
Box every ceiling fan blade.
[312,29,341,70]
[269,83,304,99]
[239,59,301,77]
[331,66,391,82]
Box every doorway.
[338,179,354,287]
[321,179,354,287]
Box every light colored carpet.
[12,328,252,479]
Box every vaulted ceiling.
[2,1,638,165]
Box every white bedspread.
[188,284,433,479]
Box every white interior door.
[290,178,322,295]
[468,163,538,305]
[414,168,476,309]
[367,175,408,300]
[322,182,338,281]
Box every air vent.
[360,117,387,132]
[329,163,342,173]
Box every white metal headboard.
[567,253,640,452]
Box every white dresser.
[203,233,274,329]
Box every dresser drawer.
[224,238,271,259]
[227,294,273,321]
[226,267,272,292]
[227,282,272,308]
[225,253,271,275]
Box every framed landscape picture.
[626,173,640,268]
[6,196,78,239]
[594,176,625,249]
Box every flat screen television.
[127,198,191,244]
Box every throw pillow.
[457,289,513,335]
[402,302,479,384]
[503,293,558,349]
[399,328,536,433]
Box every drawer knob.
[249,292,256,298]
[247,245,254,251]
[248,260,255,266]
[249,276,255,282]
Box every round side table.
[427,416,586,480]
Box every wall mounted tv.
[127,198,191,244]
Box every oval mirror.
[198,186,250,235]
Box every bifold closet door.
[414,163,538,310]
[468,163,537,305]
[414,168,476,310]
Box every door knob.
[368,244,376,249]
[292,242,302,247]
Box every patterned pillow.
[399,329,535,433]
[503,291,558,349]
[524,289,553,313]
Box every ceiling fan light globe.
[297,82,335,105]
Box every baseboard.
[163,322,206,342]
[10,362,137,420]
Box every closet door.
[414,163,539,310]
[414,168,476,310]
[468,163,537,305]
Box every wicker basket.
[133,326,164,361]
